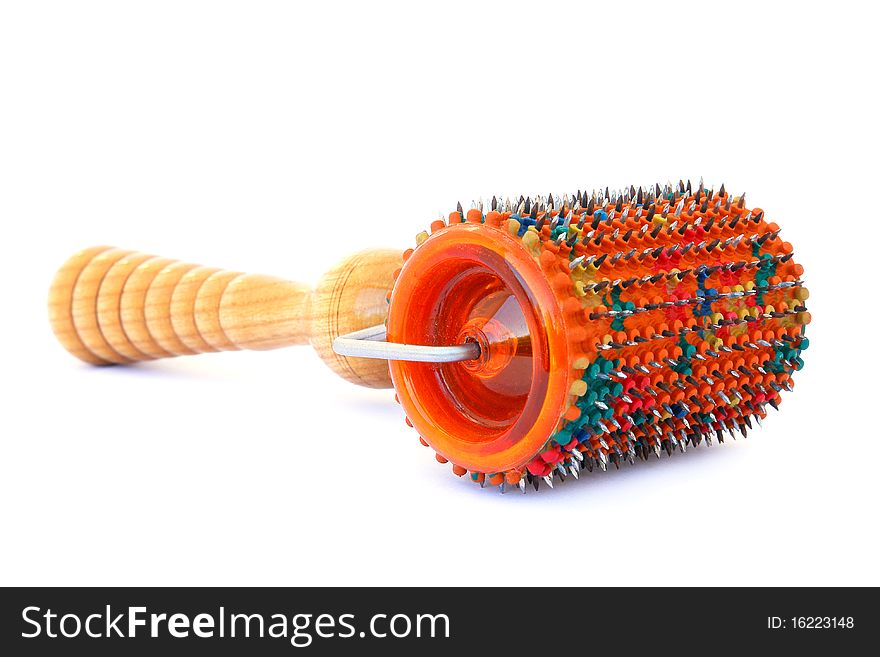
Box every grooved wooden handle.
[49,246,402,388]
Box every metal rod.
[332,325,481,363]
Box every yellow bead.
[522,230,539,249]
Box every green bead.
[552,429,573,445]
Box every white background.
[1,1,877,586]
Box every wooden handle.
[49,246,402,388]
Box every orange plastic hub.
[387,221,573,475]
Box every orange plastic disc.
[387,222,573,474]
